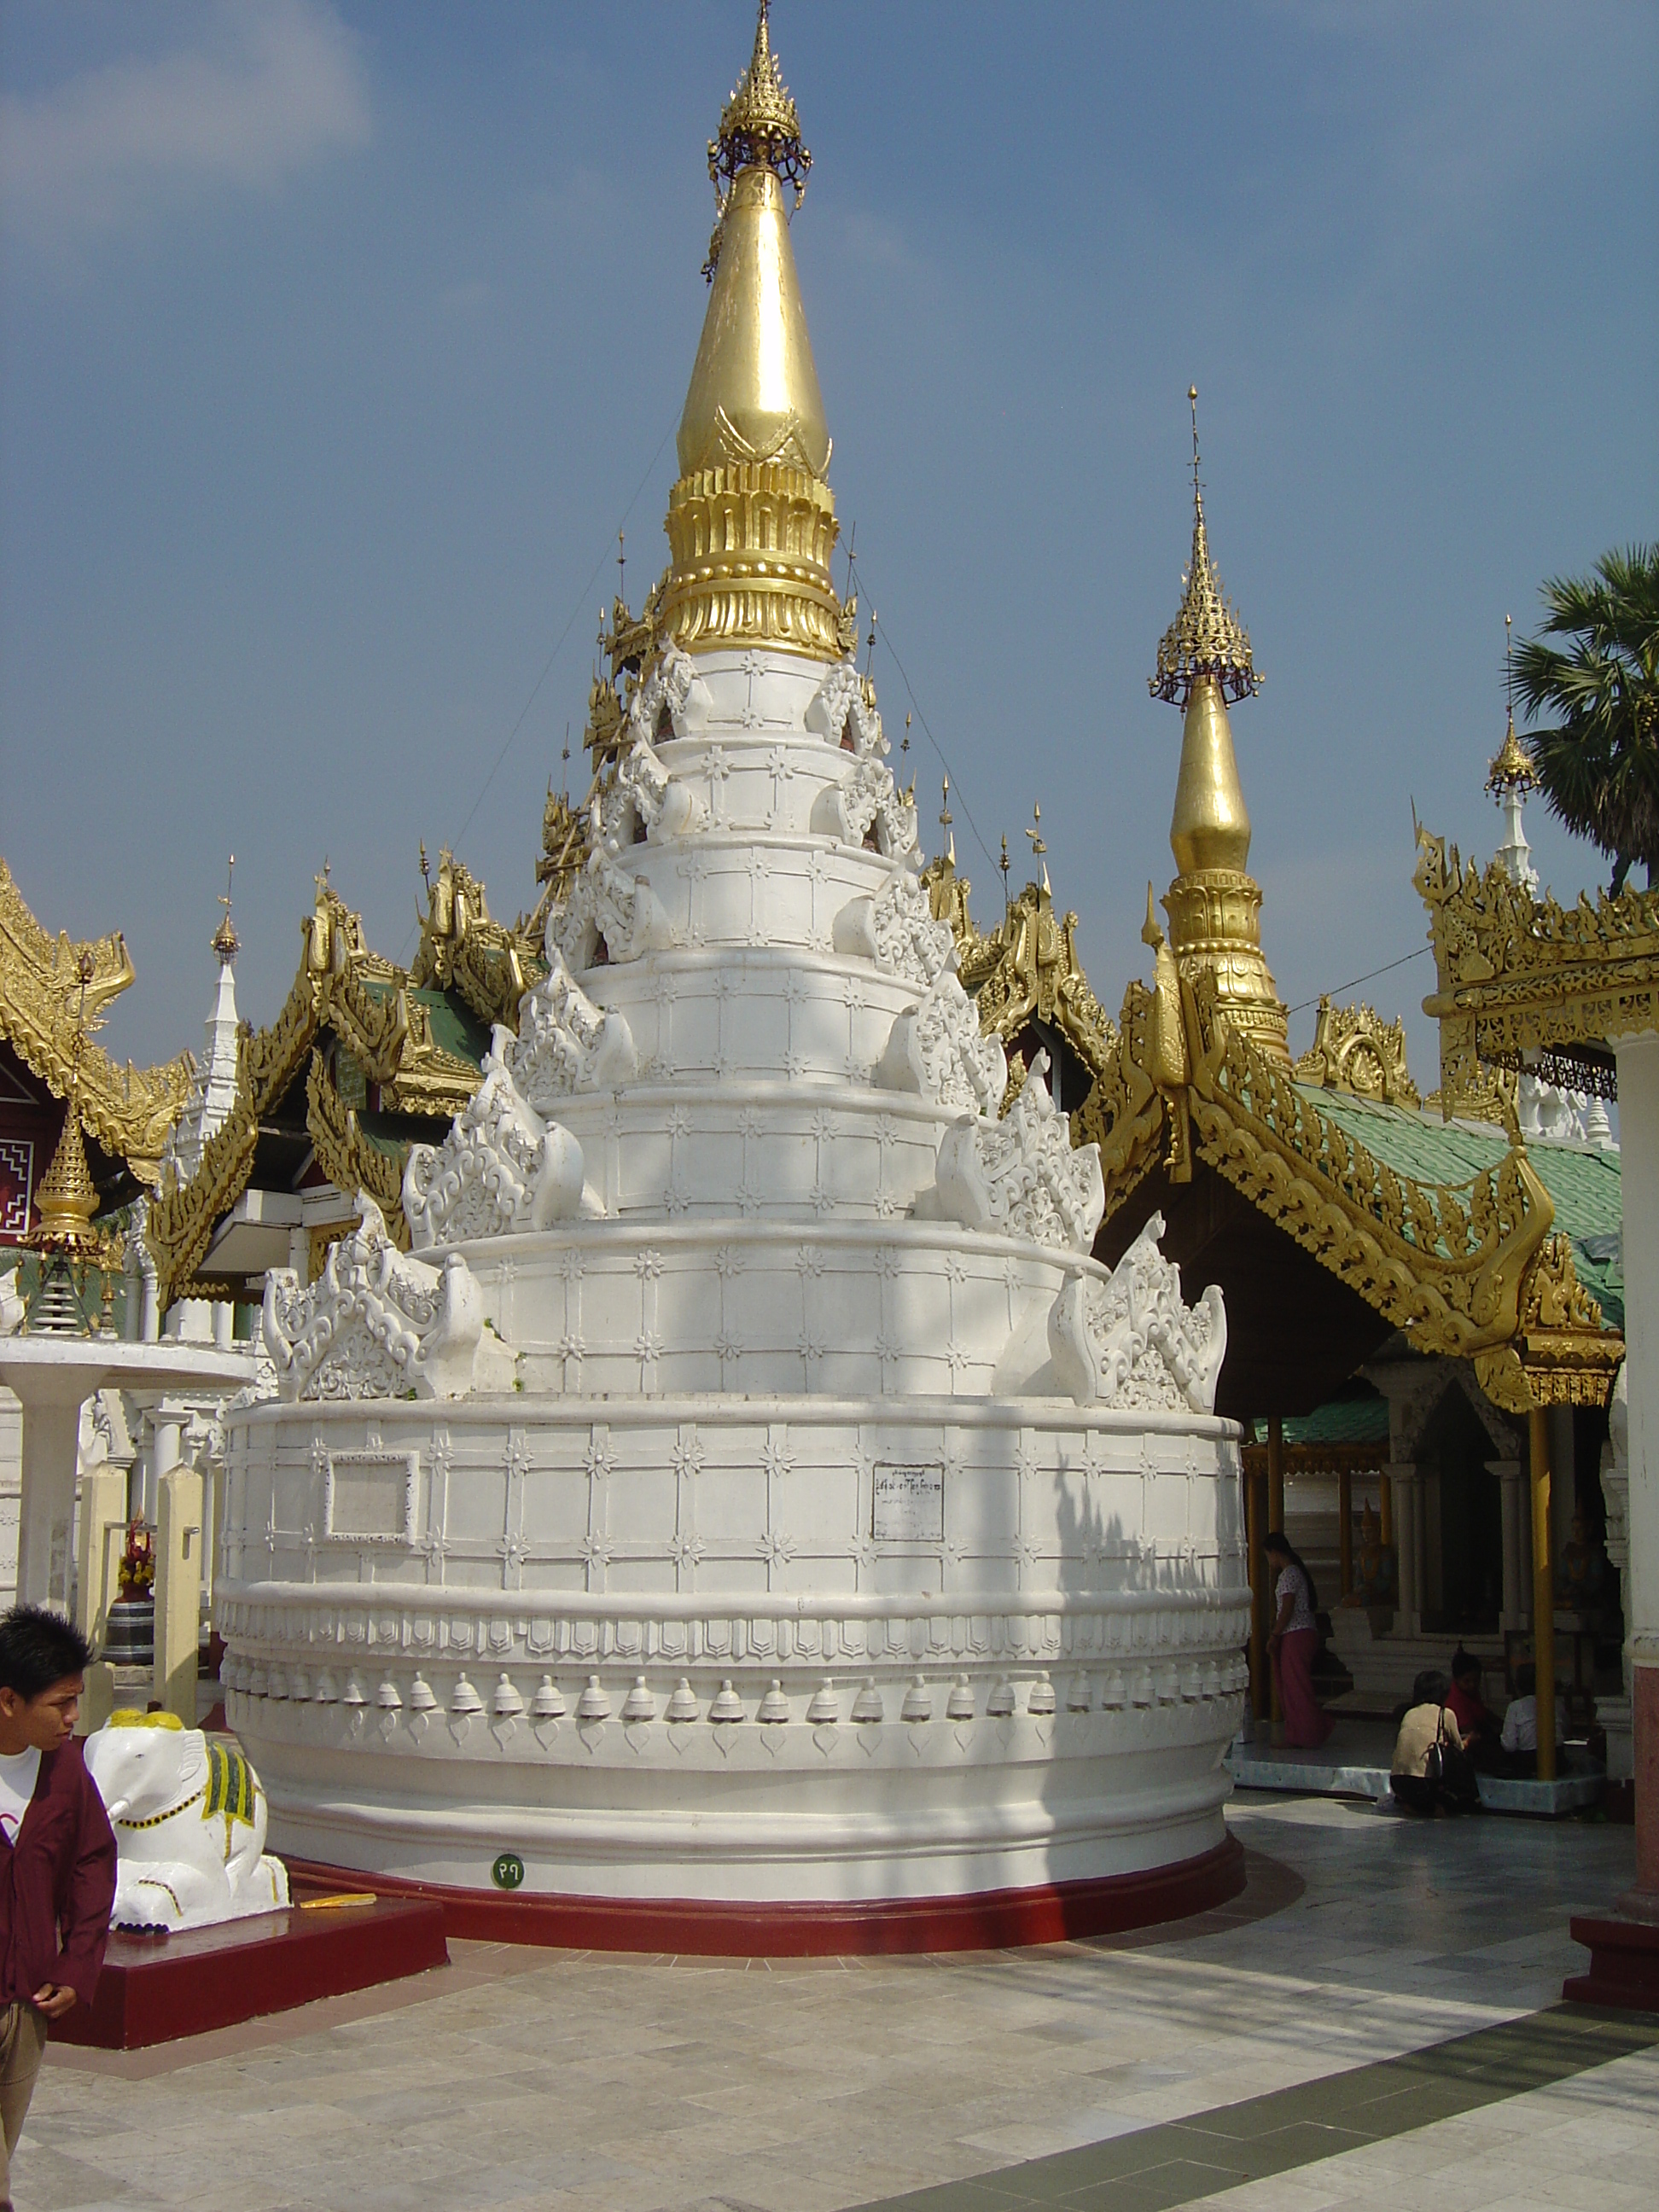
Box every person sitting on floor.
[1497,1663,1568,1777]
[1445,1648,1501,1767]
[1390,1669,1479,1815]
[1264,1530,1333,1749]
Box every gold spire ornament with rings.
[1487,615,1540,796]
[660,2,846,663]
[1150,391,1289,1063]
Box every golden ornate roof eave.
[948,872,1120,1090]
[1293,998,1421,1109]
[0,859,194,1186]
[1414,821,1659,1101]
[409,849,545,1034]
[1070,952,1619,1411]
[144,879,482,1307]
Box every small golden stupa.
[1149,390,1290,1063]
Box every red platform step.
[1563,1913,1659,2013]
[58,1896,449,2050]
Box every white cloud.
[0,1,370,253]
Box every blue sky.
[2,1,1654,1087]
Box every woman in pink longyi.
[1265,1531,1332,1749]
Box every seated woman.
[1445,1648,1502,1768]
[1391,1669,1478,1814]
[1497,1663,1568,1777]
[1265,1531,1332,1749]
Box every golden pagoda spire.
[25,949,102,1336]
[661,2,843,661]
[1150,391,1289,1063]
[1487,615,1540,796]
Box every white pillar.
[1491,1458,1526,1632]
[1614,1030,1659,1907]
[14,1379,89,1611]
[154,1462,204,1723]
[146,1406,186,1524]
[74,1464,127,1653]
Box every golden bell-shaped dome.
[1170,673,1253,876]
[677,162,830,480]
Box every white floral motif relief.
[626,642,712,750]
[555,802,676,971]
[934,1052,1106,1254]
[1048,1212,1228,1414]
[805,666,917,859]
[403,1033,589,1251]
[508,948,636,1106]
[876,969,1007,1117]
[262,1196,487,1403]
[833,869,953,988]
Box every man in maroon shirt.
[0,1607,116,2212]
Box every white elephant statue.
[84,1712,290,1931]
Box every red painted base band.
[1563,1912,1659,2013]
[60,1898,449,2050]
[276,1834,1247,1957]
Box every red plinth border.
[58,1898,450,2050]
[1563,1913,1659,2013]
[277,1833,1245,1957]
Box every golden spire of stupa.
[1150,391,1289,1063]
[1150,392,1260,711]
[661,1,844,661]
[26,951,101,1261]
[1487,616,1540,796]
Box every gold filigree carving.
[1473,1233,1622,1412]
[958,878,1118,1086]
[410,849,542,1034]
[145,877,483,1309]
[1294,997,1420,1107]
[0,860,194,1185]
[661,460,842,661]
[305,1054,409,1249]
[1416,824,1659,1086]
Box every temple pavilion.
[925,411,1627,1780]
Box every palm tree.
[1514,544,1659,896]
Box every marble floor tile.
[15,1800,1651,2212]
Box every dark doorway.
[1423,1388,1502,1633]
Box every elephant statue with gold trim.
[84,1712,290,1931]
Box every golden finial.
[26,950,100,1266]
[999,833,1010,918]
[709,1,811,218]
[210,853,239,967]
[1141,882,1164,949]
[1025,803,1045,859]
[1150,386,1260,707]
[1487,613,1539,796]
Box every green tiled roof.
[409,987,492,1068]
[1296,1086,1624,1335]
[1250,1394,1391,1449]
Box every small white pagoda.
[217,5,1250,1949]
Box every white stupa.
[217,6,1249,1949]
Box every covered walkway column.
[1490,1456,1526,1632]
[1386,1462,1419,1635]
